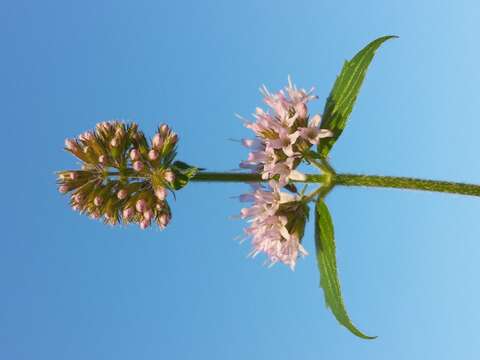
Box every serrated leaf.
[317,35,397,157]
[315,198,375,339]
[170,161,199,190]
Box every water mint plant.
[57,35,480,339]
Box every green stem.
[334,174,480,197]
[105,170,480,198]
[191,172,480,197]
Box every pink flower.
[297,115,332,145]
[58,185,69,193]
[268,128,300,157]
[261,157,306,187]
[298,127,332,145]
[239,184,308,270]
[133,161,144,172]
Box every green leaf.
[170,161,199,190]
[317,35,397,157]
[315,198,376,339]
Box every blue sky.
[2,0,480,359]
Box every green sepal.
[277,201,309,241]
[317,35,397,157]
[315,198,376,339]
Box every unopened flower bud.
[155,187,167,200]
[143,209,154,221]
[79,132,94,142]
[98,155,107,164]
[123,207,134,219]
[94,196,103,206]
[152,134,163,148]
[136,199,147,213]
[130,149,140,161]
[117,189,128,200]
[73,193,82,203]
[98,121,111,132]
[170,133,178,145]
[69,172,78,180]
[148,149,159,160]
[133,161,144,172]
[164,170,175,183]
[140,219,150,230]
[65,139,76,150]
[90,211,100,219]
[110,138,119,147]
[159,213,170,228]
[155,203,164,211]
[160,124,169,135]
[83,146,90,154]
[59,185,69,193]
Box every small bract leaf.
[317,35,397,157]
[315,198,376,339]
[171,161,199,190]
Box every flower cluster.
[239,184,309,270]
[240,77,332,187]
[238,78,331,269]
[58,121,179,230]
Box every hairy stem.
[334,174,480,197]
[106,170,480,198]
[191,172,480,197]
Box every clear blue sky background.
[2,0,480,359]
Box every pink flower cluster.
[239,185,308,270]
[239,78,331,269]
[240,77,332,187]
